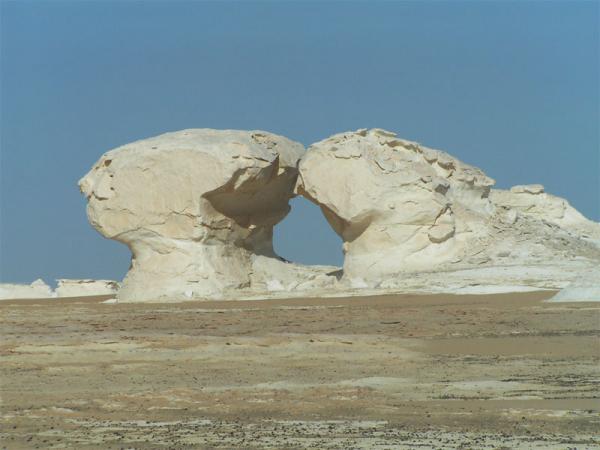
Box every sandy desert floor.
[1,291,599,449]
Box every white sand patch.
[548,286,600,302]
[546,269,600,302]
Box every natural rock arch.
[273,196,344,268]
[80,127,600,301]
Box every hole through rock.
[273,197,343,268]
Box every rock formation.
[0,279,53,300]
[490,185,600,242]
[79,129,335,301]
[296,129,600,288]
[0,279,121,300]
[55,279,119,297]
[296,128,496,282]
[80,128,600,301]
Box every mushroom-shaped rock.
[79,129,307,301]
[296,129,495,282]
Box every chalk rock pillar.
[80,129,304,301]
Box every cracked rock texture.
[297,129,600,287]
[79,129,335,301]
[296,128,494,281]
[490,185,600,241]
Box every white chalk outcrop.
[296,129,600,289]
[80,129,336,301]
[490,185,600,242]
[296,128,496,281]
[0,279,121,300]
[80,127,600,301]
[55,279,119,297]
[0,279,53,300]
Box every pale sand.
[1,291,599,449]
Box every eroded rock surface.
[490,185,600,241]
[296,129,600,287]
[296,129,495,281]
[80,129,335,301]
[80,128,600,301]
[55,279,120,297]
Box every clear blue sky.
[1,0,598,284]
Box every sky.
[1,0,598,284]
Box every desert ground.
[1,291,599,449]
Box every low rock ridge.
[0,279,119,300]
[0,279,54,300]
[55,279,120,297]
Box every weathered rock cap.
[79,129,305,244]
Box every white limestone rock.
[510,184,545,194]
[80,129,335,302]
[0,279,53,300]
[296,129,495,282]
[296,129,600,287]
[491,185,600,241]
[79,127,600,301]
[55,279,119,297]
